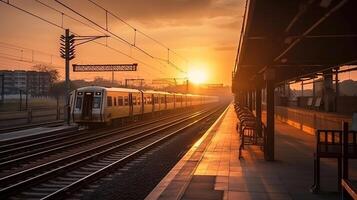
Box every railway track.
[0,105,212,167]
[0,120,65,134]
[0,104,226,199]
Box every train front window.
[93,97,101,109]
[75,97,82,109]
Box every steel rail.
[0,106,211,166]
[0,106,219,196]
[44,106,225,199]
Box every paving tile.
[226,191,292,200]
[148,105,357,200]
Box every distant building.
[0,70,51,96]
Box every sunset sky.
[0,0,245,86]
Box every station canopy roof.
[233,0,357,90]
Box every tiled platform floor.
[146,104,356,200]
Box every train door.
[82,92,94,119]
[129,93,133,116]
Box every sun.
[187,68,208,84]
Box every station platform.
[146,104,353,200]
[0,125,77,142]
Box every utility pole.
[186,80,189,94]
[60,29,75,125]
[0,74,4,105]
[19,89,22,111]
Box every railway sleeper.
[86,163,106,168]
[80,166,101,172]
[57,176,80,182]
[70,170,92,176]
[48,180,70,186]
[21,191,49,197]
[66,173,88,178]
[31,187,58,192]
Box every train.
[69,86,219,125]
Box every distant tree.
[49,81,77,97]
[32,64,59,84]
[93,77,114,87]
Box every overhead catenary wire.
[0,0,181,80]
[57,0,186,73]
[33,0,170,77]
[87,0,189,64]
[0,0,163,79]
[32,0,165,78]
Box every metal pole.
[19,89,22,111]
[0,75,4,104]
[335,69,339,112]
[301,80,304,97]
[186,80,189,93]
[342,121,349,179]
[266,80,275,161]
[312,78,316,98]
[25,90,28,110]
[112,67,114,86]
[256,85,262,138]
[65,29,70,125]
[25,73,29,110]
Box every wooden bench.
[234,102,263,159]
[311,122,357,195]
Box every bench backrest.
[352,113,357,131]
[347,130,357,158]
[316,130,342,157]
[316,129,357,158]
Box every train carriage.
[70,86,219,125]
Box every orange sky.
[0,0,245,86]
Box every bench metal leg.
[311,157,320,193]
[338,157,342,193]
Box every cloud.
[214,45,236,51]
[215,18,243,29]
[97,0,242,27]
